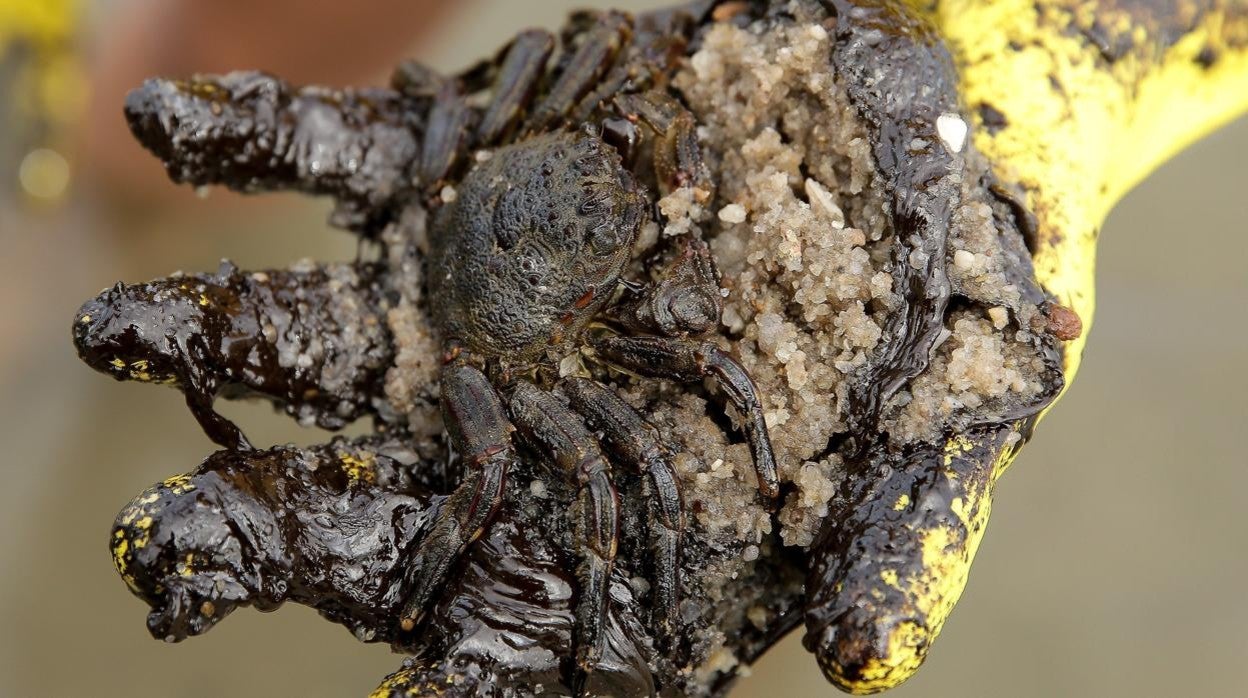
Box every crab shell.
[428,130,647,362]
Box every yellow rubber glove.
[807,0,1248,692]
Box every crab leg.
[559,377,684,641]
[526,11,632,132]
[399,362,513,629]
[507,381,620,677]
[567,0,700,124]
[475,29,556,146]
[72,261,394,450]
[571,60,638,125]
[417,81,474,188]
[613,90,712,198]
[592,335,779,502]
[124,71,422,234]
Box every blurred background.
[1,0,1244,696]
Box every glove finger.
[803,423,1024,694]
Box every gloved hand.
[74,0,1248,695]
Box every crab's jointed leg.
[614,90,713,198]
[475,29,557,146]
[568,13,691,124]
[399,362,513,629]
[507,381,621,679]
[559,376,684,641]
[526,11,632,133]
[417,81,474,188]
[592,334,779,502]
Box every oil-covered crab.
[73,0,1077,695]
[409,69,786,662]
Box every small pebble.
[936,112,968,153]
[987,306,1009,329]
[953,249,975,270]
[1045,303,1083,341]
[718,203,747,223]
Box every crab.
[72,5,780,680]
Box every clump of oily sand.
[663,16,896,547]
[658,10,1050,547]
[377,205,443,440]
[888,312,1050,443]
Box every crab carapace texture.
[75,0,1070,695]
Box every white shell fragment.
[953,248,975,270]
[804,178,846,229]
[988,306,1010,329]
[718,203,747,223]
[936,112,968,153]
